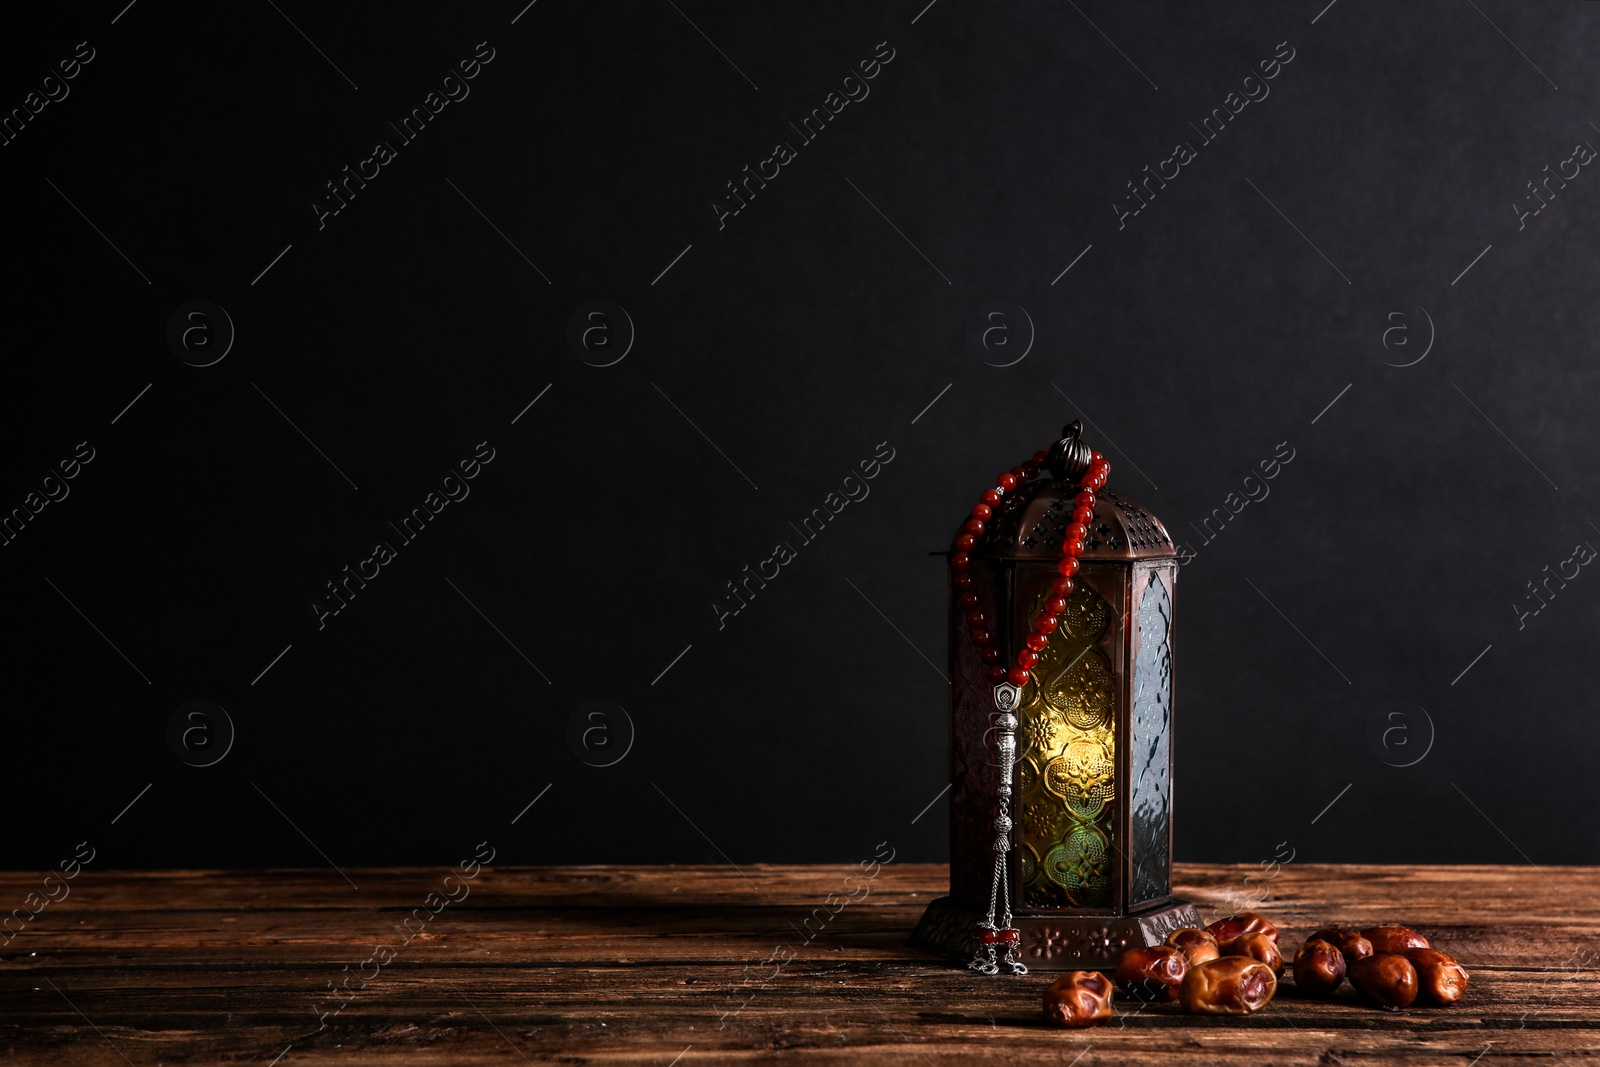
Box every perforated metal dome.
[960,481,1175,561]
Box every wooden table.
[1,863,1595,1064]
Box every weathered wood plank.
[0,864,1595,1065]
[3,863,1596,914]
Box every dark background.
[3,0,1596,875]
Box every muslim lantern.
[912,421,1198,971]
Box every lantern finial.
[1046,420,1094,481]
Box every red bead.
[1008,667,1030,687]
[967,610,987,628]
[964,518,985,536]
[955,574,974,590]
[981,489,1001,506]
[981,648,1001,665]
[1020,463,1040,480]
[1074,490,1096,510]
[1066,538,1087,557]
[1057,557,1080,577]
[1047,595,1069,614]
[1025,632,1049,652]
[1091,451,1104,465]
[1032,450,1049,465]
[1035,614,1058,633]
[1065,522,1088,542]
[972,628,991,647]
[1072,506,1095,526]
[1054,576,1075,596]
[1017,649,1040,669]
[997,473,1018,492]
[1000,928,1020,944]
[988,666,1009,683]
[956,534,976,550]
[958,592,979,608]
[980,928,998,946]
[971,503,993,521]
[951,551,971,571]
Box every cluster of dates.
[1042,911,1468,1027]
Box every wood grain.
[0,864,1595,1064]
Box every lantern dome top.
[965,480,1175,562]
[950,422,1175,561]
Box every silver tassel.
[969,682,1027,975]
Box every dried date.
[1362,925,1429,955]
[1114,945,1188,1001]
[1292,938,1347,996]
[1222,931,1283,975]
[1404,948,1468,1005]
[1043,970,1115,1028]
[1166,928,1220,966]
[1349,953,1419,1010]
[1306,926,1373,965]
[1207,911,1279,944]
[1179,956,1277,1015]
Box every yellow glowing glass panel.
[1018,581,1116,908]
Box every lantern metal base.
[910,896,1202,971]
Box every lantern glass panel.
[1019,579,1116,909]
[1129,565,1175,905]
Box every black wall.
[5,1,1598,874]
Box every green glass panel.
[1019,581,1115,909]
